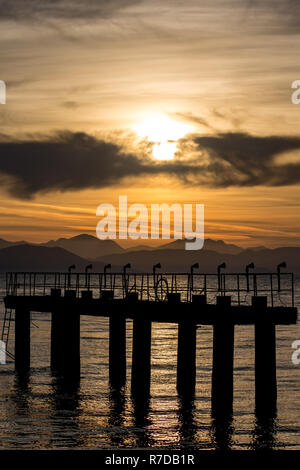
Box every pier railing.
[5,271,295,307]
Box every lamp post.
[277,261,287,292]
[123,263,131,275]
[217,262,226,292]
[153,263,161,287]
[85,264,93,288]
[246,262,255,292]
[104,263,111,289]
[123,263,131,295]
[190,263,199,291]
[67,264,76,289]
[68,264,76,273]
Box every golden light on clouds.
[152,142,178,161]
[132,113,193,160]
[1,1,300,248]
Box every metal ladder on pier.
[1,307,15,359]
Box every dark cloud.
[0,0,141,20]
[1,131,300,198]
[244,0,300,33]
[0,131,150,198]
[1,0,299,35]
[246,0,300,17]
[192,133,300,187]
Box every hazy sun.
[132,113,193,160]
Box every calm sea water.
[0,274,299,450]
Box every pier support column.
[109,314,126,387]
[212,296,234,417]
[253,296,277,415]
[176,296,207,397]
[51,311,62,371]
[15,308,30,371]
[177,320,197,397]
[131,317,152,397]
[51,310,80,378]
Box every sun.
[132,113,193,160]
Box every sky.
[0,0,300,247]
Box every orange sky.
[1,0,300,248]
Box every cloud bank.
[1,131,300,198]
[0,0,141,20]
[1,0,299,32]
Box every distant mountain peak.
[50,233,97,243]
[42,232,124,259]
[69,233,97,241]
[157,238,243,255]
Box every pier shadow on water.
[107,385,154,448]
[7,367,279,450]
[210,413,234,451]
[49,372,83,448]
[177,396,198,446]
[108,386,126,447]
[12,370,32,415]
[250,410,278,450]
[131,395,154,448]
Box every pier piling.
[212,296,234,417]
[131,317,152,397]
[176,295,204,397]
[15,308,31,371]
[253,296,277,415]
[51,310,80,377]
[177,318,197,397]
[109,314,126,387]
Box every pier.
[3,269,298,416]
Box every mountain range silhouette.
[0,234,299,273]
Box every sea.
[0,273,299,450]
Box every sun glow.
[132,113,193,160]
